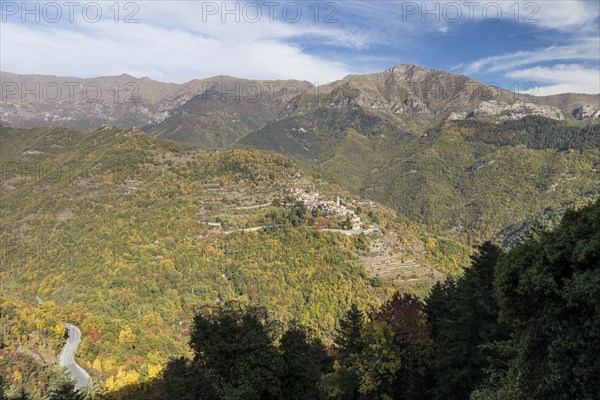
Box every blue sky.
[1,0,599,95]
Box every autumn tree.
[360,293,433,400]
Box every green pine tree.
[426,242,508,400]
[189,303,283,400]
[46,370,83,400]
[280,323,328,400]
[329,304,366,400]
[495,199,600,400]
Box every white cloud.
[454,0,599,96]
[506,64,600,95]
[1,0,598,92]
[533,0,599,32]
[463,39,600,74]
[0,1,366,83]
[343,0,598,33]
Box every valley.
[2,0,599,394]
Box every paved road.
[59,324,90,390]
[321,227,380,235]
[224,225,269,235]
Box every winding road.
[59,324,90,390]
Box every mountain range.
[2,65,599,136]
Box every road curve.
[59,323,90,390]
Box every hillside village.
[291,188,363,231]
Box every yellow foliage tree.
[118,325,136,344]
[147,363,162,379]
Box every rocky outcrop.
[456,100,565,121]
[448,112,467,121]
[573,105,600,120]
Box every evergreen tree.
[329,304,366,399]
[158,357,217,400]
[280,324,328,400]
[495,200,600,400]
[189,303,283,400]
[46,370,83,400]
[77,379,106,400]
[334,304,365,361]
[4,390,31,400]
[426,242,508,400]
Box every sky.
[1,0,599,95]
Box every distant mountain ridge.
[0,71,311,141]
[143,76,312,148]
[280,64,570,127]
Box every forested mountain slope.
[0,126,468,393]
[3,67,598,246]
[143,76,311,148]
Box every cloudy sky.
[1,0,599,95]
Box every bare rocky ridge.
[462,100,565,121]
[282,64,581,127]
